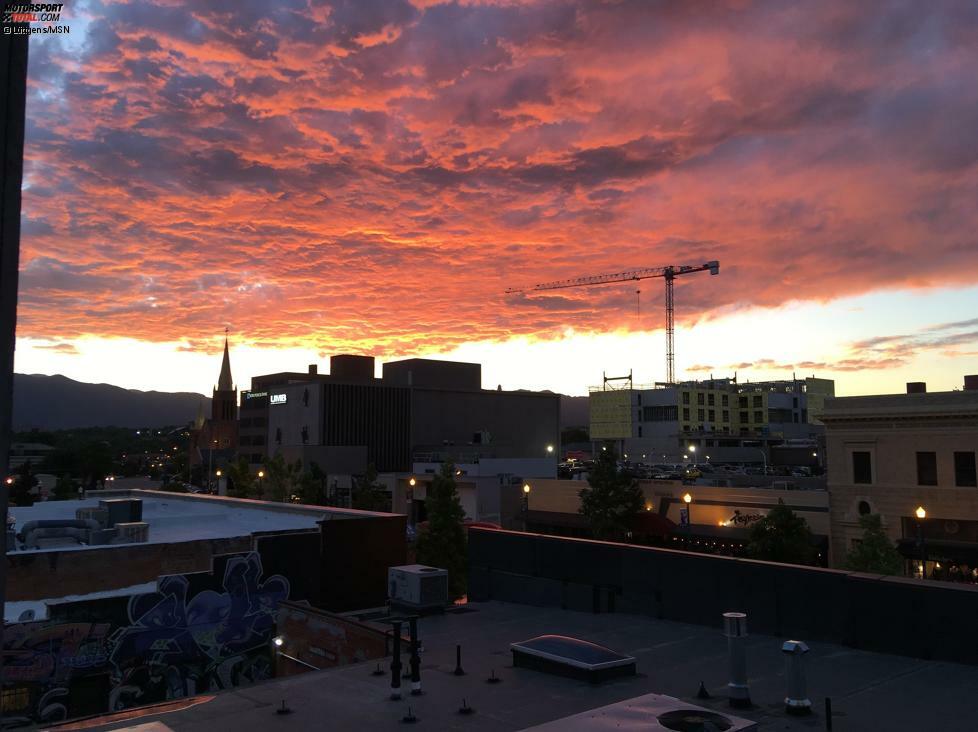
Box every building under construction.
[589,375,835,463]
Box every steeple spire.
[217,330,233,391]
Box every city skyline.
[13,1,978,395]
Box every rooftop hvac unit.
[114,521,149,544]
[388,564,449,611]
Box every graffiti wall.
[1,552,289,726]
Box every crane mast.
[506,260,719,384]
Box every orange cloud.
[17,1,978,361]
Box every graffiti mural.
[1,552,289,726]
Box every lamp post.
[257,470,264,500]
[915,506,927,579]
[215,469,222,496]
[207,439,217,491]
[683,492,693,530]
[407,477,416,528]
[522,483,531,530]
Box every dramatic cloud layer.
[19,0,978,361]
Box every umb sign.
[270,393,287,405]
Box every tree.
[416,463,467,599]
[845,513,903,575]
[262,454,305,502]
[10,462,37,507]
[52,473,77,501]
[578,448,644,541]
[746,500,817,565]
[226,457,255,498]
[352,464,390,512]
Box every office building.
[822,378,978,574]
[242,355,560,474]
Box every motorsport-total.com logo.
[2,2,70,34]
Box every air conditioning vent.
[388,564,448,611]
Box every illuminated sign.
[245,391,268,399]
[270,394,287,405]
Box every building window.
[697,393,705,406]
[722,394,728,407]
[698,409,705,421]
[753,410,763,423]
[638,426,643,437]
[739,396,748,408]
[954,452,977,487]
[916,452,938,486]
[644,405,678,422]
[722,410,729,422]
[753,395,762,408]
[708,393,715,406]
[683,408,690,421]
[683,392,690,405]
[740,411,748,424]
[708,410,715,422]
[852,451,872,484]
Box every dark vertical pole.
[0,28,30,727]
[389,620,402,700]
[408,616,421,695]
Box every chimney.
[308,364,318,375]
[965,375,978,391]
[906,382,926,394]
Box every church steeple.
[217,335,233,391]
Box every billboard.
[589,390,633,440]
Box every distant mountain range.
[12,374,209,430]
[12,373,589,431]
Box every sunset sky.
[14,0,978,396]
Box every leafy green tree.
[10,462,37,507]
[416,463,467,599]
[263,454,290,502]
[52,474,77,501]
[578,448,644,540]
[226,457,255,498]
[845,514,903,575]
[263,454,305,502]
[746,500,817,565]
[352,464,391,512]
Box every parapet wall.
[468,528,978,664]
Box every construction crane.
[506,260,719,384]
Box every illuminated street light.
[523,483,531,494]
[915,506,927,579]
[273,636,284,647]
[683,493,692,504]
[915,506,926,519]
[546,445,554,454]
[409,477,416,487]
[683,492,693,529]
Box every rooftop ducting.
[906,382,926,394]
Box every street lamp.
[215,469,222,495]
[915,506,927,579]
[257,470,265,499]
[546,445,554,455]
[683,492,693,528]
[522,483,531,528]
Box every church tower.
[212,336,238,423]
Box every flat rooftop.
[74,601,978,732]
[8,490,340,554]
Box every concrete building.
[7,441,54,470]
[822,378,978,575]
[244,355,560,476]
[590,376,833,463]
[2,489,405,725]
